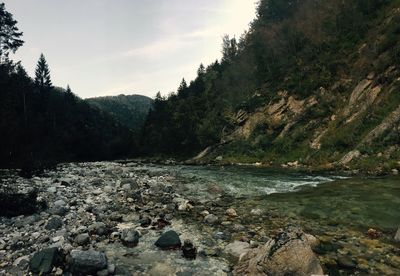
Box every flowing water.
[136,163,400,275]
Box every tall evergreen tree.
[0,3,24,63]
[34,53,52,89]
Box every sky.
[4,0,257,98]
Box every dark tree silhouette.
[0,3,24,63]
[34,53,52,89]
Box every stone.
[29,247,59,274]
[204,214,218,224]
[140,217,152,227]
[182,240,197,259]
[54,199,67,208]
[89,222,107,236]
[155,230,182,250]
[45,217,63,230]
[75,233,90,246]
[233,226,324,276]
[250,208,263,216]
[394,228,400,242]
[70,250,107,275]
[224,241,251,263]
[226,208,238,217]
[121,229,140,247]
[392,169,399,175]
[337,256,357,269]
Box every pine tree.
[177,78,187,94]
[0,3,24,63]
[197,63,205,76]
[34,53,52,89]
[65,84,75,103]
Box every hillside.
[86,94,153,132]
[143,0,400,173]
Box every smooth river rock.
[70,250,107,275]
[155,230,182,250]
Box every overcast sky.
[4,0,256,98]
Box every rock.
[89,222,107,236]
[204,214,218,224]
[75,233,90,246]
[13,255,30,268]
[304,233,319,249]
[233,226,324,276]
[226,208,238,218]
[45,217,63,230]
[70,250,107,275]
[182,240,197,259]
[200,210,210,217]
[140,217,152,227]
[54,199,67,208]
[367,228,380,239]
[155,230,182,250]
[250,208,263,216]
[29,247,59,274]
[122,183,132,192]
[337,256,357,269]
[394,228,400,242]
[121,229,140,247]
[177,200,194,211]
[392,169,399,175]
[47,187,57,193]
[224,241,251,263]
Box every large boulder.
[233,226,324,276]
[29,247,59,274]
[69,250,107,275]
[155,230,181,250]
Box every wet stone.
[155,230,182,250]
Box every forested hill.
[86,94,153,132]
[143,0,400,172]
[0,3,137,168]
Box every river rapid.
[0,161,399,275]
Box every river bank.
[0,161,399,275]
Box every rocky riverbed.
[0,161,399,275]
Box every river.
[0,161,399,275]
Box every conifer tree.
[34,53,52,89]
[0,3,24,63]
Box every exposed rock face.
[69,250,107,275]
[233,226,323,276]
[155,230,182,250]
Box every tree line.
[0,3,137,168]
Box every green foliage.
[86,94,153,132]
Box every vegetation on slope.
[86,94,153,132]
[143,0,400,171]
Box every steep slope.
[143,0,400,173]
[87,94,153,132]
